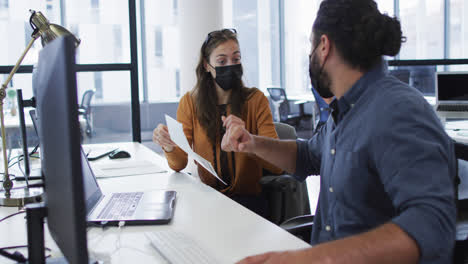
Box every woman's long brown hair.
[192,29,253,145]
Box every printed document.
[165,115,227,185]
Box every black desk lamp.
[0,10,80,207]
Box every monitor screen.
[34,36,89,263]
[437,72,468,101]
[80,147,102,214]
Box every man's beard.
[309,53,333,99]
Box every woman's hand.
[153,124,177,152]
[221,115,255,153]
[222,115,245,130]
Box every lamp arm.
[0,34,39,197]
[0,35,39,92]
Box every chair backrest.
[80,89,95,112]
[261,123,310,225]
[409,66,436,95]
[274,122,297,140]
[267,88,291,123]
[310,86,331,126]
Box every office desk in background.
[0,142,310,263]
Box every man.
[222,0,456,263]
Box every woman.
[153,28,282,217]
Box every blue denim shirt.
[294,62,456,263]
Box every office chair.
[279,141,468,261]
[260,122,311,225]
[409,66,436,95]
[78,89,95,137]
[267,88,311,128]
[310,86,331,132]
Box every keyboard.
[97,192,143,219]
[146,230,219,264]
[438,104,468,112]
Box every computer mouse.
[109,150,131,159]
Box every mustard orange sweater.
[165,88,282,196]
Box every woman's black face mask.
[210,64,243,91]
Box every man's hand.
[236,250,307,264]
[221,115,255,153]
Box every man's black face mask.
[212,64,243,91]
[309,44,334,99]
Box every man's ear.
[319,34,332,61]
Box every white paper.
[165,114,193,154]
[165,115,227,185]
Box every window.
[374,0,394,16]
[94,72,103,100]
[0,0,135,145]
[0,0,8,9]
[399,0,444,59]
[283,0,320,96]
[173,0,178,16]
[91,0,99,9]
[141,0,180,102]
[449,0,468,71]
[64,0,130,64]
[154,27,163,57]
[223,0,281,92]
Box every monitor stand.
[24,203,98,264]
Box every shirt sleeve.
[253,92,283,174]
[164,93,192,171]
[293,126,325,181]
[374,99,456,261]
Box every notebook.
[435,72,468,120]
[80,148,176,226]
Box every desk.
[0,142,310,263]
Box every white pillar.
[179,0,223,94]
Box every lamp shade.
[30,10,81,48]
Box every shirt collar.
[330,60,388,124]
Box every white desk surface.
[2,109,34,129]
[0,142,310,263]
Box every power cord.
[0,245,51,262]
[0,248,27,262]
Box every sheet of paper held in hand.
[165,114,227,185]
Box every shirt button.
[325,225,331,231]
[329,187,334,193]
[330,149,335,155]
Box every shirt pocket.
[332,149,390,222]
[331,149,373,207]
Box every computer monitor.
[34,35,89,263]
[436,72,468,101]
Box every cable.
[30,143,39,156]
[0,211,26,223]
[0,245,52,262]
[0,249,26,262]
[0,245,51,251]
[17,157,25,182]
